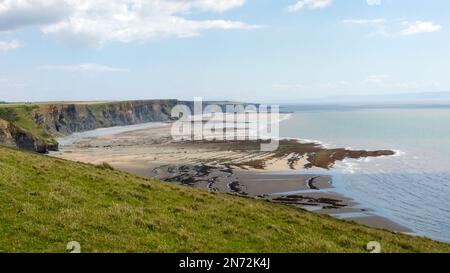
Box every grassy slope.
[0,147,449,253]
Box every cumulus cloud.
[39,63,129,73]
[401,21,442,36]
[0,0,256,47]
[0,39,20,51]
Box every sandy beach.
[53,122,411,233]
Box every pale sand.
[57,125,251,167]
[54,123,411,233]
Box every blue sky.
[0,0,449,103]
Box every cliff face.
[0,100,180,153]
[35,100,178,136]
[0,100,245,153]
[0,118,50,153]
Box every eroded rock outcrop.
[35,100,179,136]
[0,118,52,153]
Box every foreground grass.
[0,147,449,253]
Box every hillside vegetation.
[0,146,449,253]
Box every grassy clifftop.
[0,146,449,253]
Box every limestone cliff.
[0,118,51,153]
[35,100,178,136]
[0,100,180,153]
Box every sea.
[280,105,450,242]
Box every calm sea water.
[280,107,450,242]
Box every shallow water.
[280,108,450,242]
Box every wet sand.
[53,123,411,233]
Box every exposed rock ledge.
[35,100,178,136]
[0,119,55,153]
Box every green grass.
[0,147,449,253]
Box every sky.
[0,0,449,103]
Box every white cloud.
[344,19,442,37]
[366,0,381,6]
[401,21,442,36]
[0,0,256,47]
[287,0,333,12]
[0,39,20,51]
[181,0,247,13]
[39,63,129,73]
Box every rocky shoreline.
[151,163,350,210]
[170,139,395,170]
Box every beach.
[52,121,410,233]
